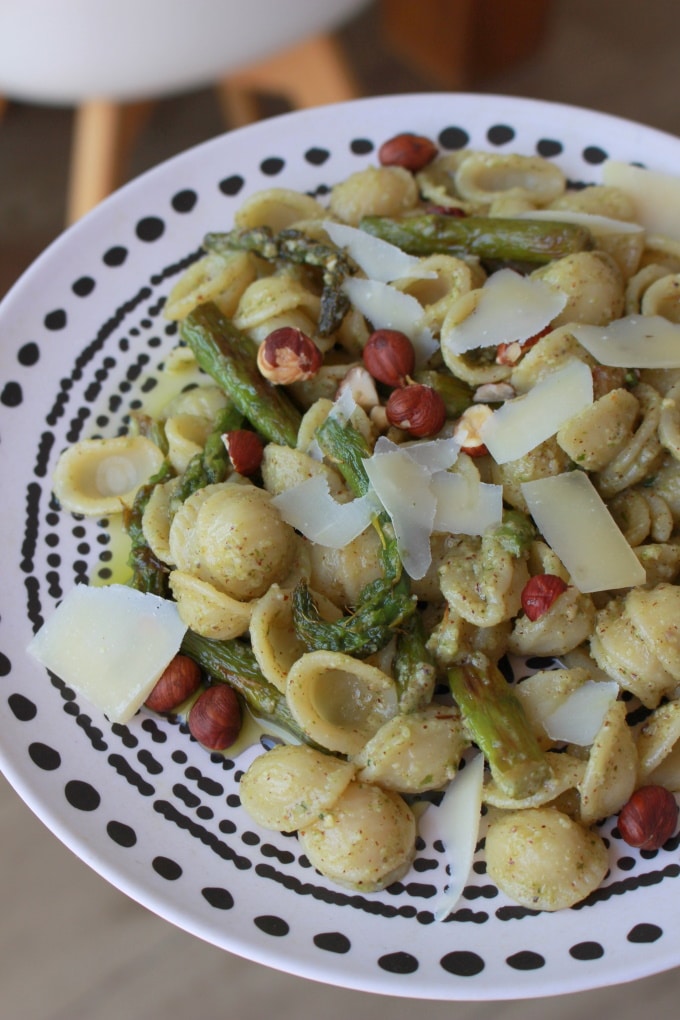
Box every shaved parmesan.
[431,472,503,535]
[572,314,680,368]
[602,160,680,241]
[442,267,567,355]
[374,433,460,472]
[27,584,187,723]
[479,359,593,464]
[521,472,646,592]
[542,679,620,746]
[343,276,438,365]
[516,207,644,236]
[422,753,485,921]
[271,475,376,548]
[363,446,435,579]
[323,219,435,283]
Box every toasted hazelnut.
[617,785,679,850]
[223,429,264,476]
[473,382,515,403]
[385,383,447,437]
[378,132,438,172]
[362,329,415,388]
[145,654,202,713]
[521,574,569,621]
[257,326,323,384]
[452,404,493,456]
[188,685,241,751]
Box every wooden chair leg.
[66,99,154,223]
[216,32,359,128]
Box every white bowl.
[1,93,679,1001]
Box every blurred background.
[2,0,680,1017]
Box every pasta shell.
[52,435,164,516]
[578,700,638,825]
[483,751,586,809]
[454,152,566,207]
[298,780,416,891]
[286,650,398,755]
[485,806,609,911]
[169,570,252,639]
[233,187,327,232]
[329,165,419,226]
[250,584,315,692]
[636,700,680,784]
[164,250,257,321]
[354,704,469,793]
[239,744,356,832]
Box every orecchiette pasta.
[239,743,356,832]
[286,650,398,755]
[298,780,416,891]
[485,807,609,911]
[52,435,165,516]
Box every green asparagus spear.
[181,629,320,747]
[359,214,594,265]
[291,413,418,657]
[292,579,416,658]
[179,302,302,447]
[123,459,174,596]
[448,653,552,799]
[204,226,356,336]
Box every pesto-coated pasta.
[298,780,416,891]
[239,744,356,832]
[485,807,609,911]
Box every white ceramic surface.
[1,93,679,1001]
[0,0,368,103]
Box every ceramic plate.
[1,93,679,1001]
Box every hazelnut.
[520,574,569,621]
[385,383,447,438]
[617,785,679,850]
[378,132,438,172]
[145,654,202,713]
[336,365,380,410]
[452,404,493,456]
[188,684,242,751]
[223,429,264,476]
[257,326,323,384]
[362,329,415,388]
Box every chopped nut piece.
[453,404,493,456]
[257,326,323,384]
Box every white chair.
[0,0,368,222]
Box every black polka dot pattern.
[2,95,679,1000]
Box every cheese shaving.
[422,752,485,922]
[521,472,646,592]
[431,472,503,535]
[443,267,567,355]
[572,315,680,368]
[603,160,680,241]
[323,219,436,283]
[542,680,620,746]
[479,359,594,464]
[363,447,436,579]
[271,475,377,548]
[343,276,438,366]
[27,584,187,724]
